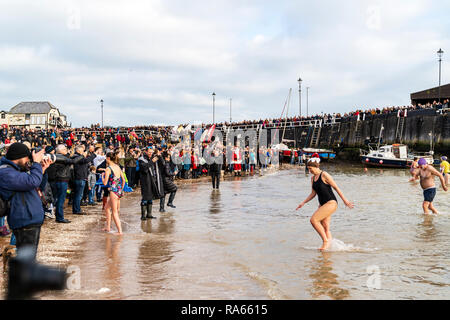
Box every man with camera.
[0,143,53,259]
[46,144,84,223]
[72,144,96,215]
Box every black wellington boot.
[159,196,166,213]
[140,204,147,221]
[146,203,157,219]
[167,192,176,208]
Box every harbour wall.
[279,109,450,153]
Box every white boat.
[360,144,409,168]
[407,151,434,165]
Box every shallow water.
[41,164,449,299]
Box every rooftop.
[9,101,58,114]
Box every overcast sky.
[0,0,448,127]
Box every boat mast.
[282,88,292,143]
[377,125,384,150]
[429,131,434,155]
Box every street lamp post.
[437,48,444,103]
[298,78,302,117]
[212,92,216,124]
[229,98,232,123]
[100,99,104,128]
[306,87,310,117]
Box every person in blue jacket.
[0,143,52,260]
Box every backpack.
[0,164,16,217]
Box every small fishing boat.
[360,144,408,168]
[302,148,336,160]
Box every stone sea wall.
[280,109,449,153]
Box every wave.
[302,238,378,252]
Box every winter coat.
[0,158,44,230]
[47,153,84,182]
[88,172,97,189]
[73,152,96,181]
[209,162,221,175]
[162,159,177,194]
[138,154,165,201]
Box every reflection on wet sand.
[308,252,350,300]
[209,190,221,215]
[104,235,123,283]
[136,213,176,295]
[140,213,176,235]
[136,238,173,292]
[416,215,437,243]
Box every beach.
[1,164,447,300]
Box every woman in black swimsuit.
[296,158,354,251]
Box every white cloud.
[0,0,448,126]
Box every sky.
[0,0,449,127]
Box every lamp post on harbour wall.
[437,48,444,103]
[306,87,310,117]
[212,92,216,124]
[100,99,104,128]
[229,98,232,123]
[298,78,302,117]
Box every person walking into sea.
[296,158,354,251]
[416,158,447,214]
[101,152,124,235]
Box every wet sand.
[5,163,446,300]
[0,166,282,298]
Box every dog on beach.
[2,245,16,272]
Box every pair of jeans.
[13,224,42,260]
[51,181,68,221]
[82,181,89,203]
[125,167,136,188]
[211,173,220,189]
[88,188,95,204]
[72,180,86,213]
[95,173,102,201]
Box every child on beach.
[87,166,97,205]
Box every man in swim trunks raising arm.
[417,158,448,215]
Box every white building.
[0,101,69,129]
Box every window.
[25,114,30,120]
[1,113,5,119]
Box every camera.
[43,153,56,162]
[7,246,67,300]
[30,147,56,162]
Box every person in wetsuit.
[296,158,354,251]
